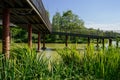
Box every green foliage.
[52,10,86,42]
[1,44,120,79]
[52,12,61,32]
[52,10,85,33]
[57,45,120,79]
[0,45,50,80]
[10,27,27,43]
[62,10,85,32]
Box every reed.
[57,45,120,79]
[0,44,120,79]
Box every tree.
[61,10,85,33]
[51,10,86,42]
[11,27,27,42]
[52,12,61,32]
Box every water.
[37,43,87,60]
[0,42,119,54]
[40,42,120,55]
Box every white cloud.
[85,22,120,31]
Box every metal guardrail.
[29,0,52,32]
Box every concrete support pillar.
[109,38,112,46]
[2,8,10,59]
[42,34,46,50]
[37,32,41,51]
[88,37,90,46]
[102,38,105,50]
[28,24,32,49]
[65,35,68,47]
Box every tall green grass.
[0,45,54,80]
[57,45,120,79]
[0,44,120,79]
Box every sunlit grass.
[1,42,120,79]
[57,45,120,79]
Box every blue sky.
[42,0,120,31]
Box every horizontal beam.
[10,8,32,10]
[0,14,37,17]
[0,7,30,9]
[13,22,43,25]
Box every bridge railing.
[29,0,52,32]
[52,28,120,38]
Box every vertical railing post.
[2,8,10,59]
[28,24,32,49]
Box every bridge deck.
[52,32,116,39]
[0,0,51,33]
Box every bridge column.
[102,38,105,50]
[116,38,119,48]
[88,37,90,46]
[42,34,46,50]
[65,35,68,47]
[109,38,112,46]
[2,8,10,59]
[28,24,32,49]
[37,32,41,52]
[96,38,99,49]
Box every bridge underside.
[0,0,51,59]
[0,0,51,33]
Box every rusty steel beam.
[2,8,10,59]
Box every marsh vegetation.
[0,43,120,80]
